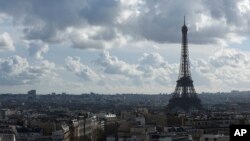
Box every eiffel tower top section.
[173,17,196,98]
[179,16,191,79]
[182,16,188,33]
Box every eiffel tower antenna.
[184,16,185,25]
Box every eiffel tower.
[167,17,202,112]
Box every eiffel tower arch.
[167,17,202,112]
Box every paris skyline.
[0,0,250,94]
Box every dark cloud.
[121,0,250,44]
[69,27,117,50]
[0,0,249,48]
[27,41,49,59]
[203,0,240,24]
[0,0,120,43]
[0,32,14,51]
[80,0,120,25]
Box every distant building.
[0,109,16,120]
[201,134,229,141]
[27,90,36,101]
[52,123,70,141]
[15,126,43,141]
[28,90,36,95]
[70,115,97,140]
[105,113,117,121]
[0,109,8,120]
[0,126,16,141]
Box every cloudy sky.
[0,0,250,94]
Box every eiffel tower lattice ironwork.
[168,17,202,112]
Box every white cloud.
[193,47,250,91]
[65,56,99,81]
[96,51,143,77]
[139,53,166,68]
[138,52,178,85]
[0,56,57,85]
[209,48,249,68]
[238,0,250,14]
[0,32,14,51]
[96,51,178,86]
[93,49,250,92]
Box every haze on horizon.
[0,0,250,94]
